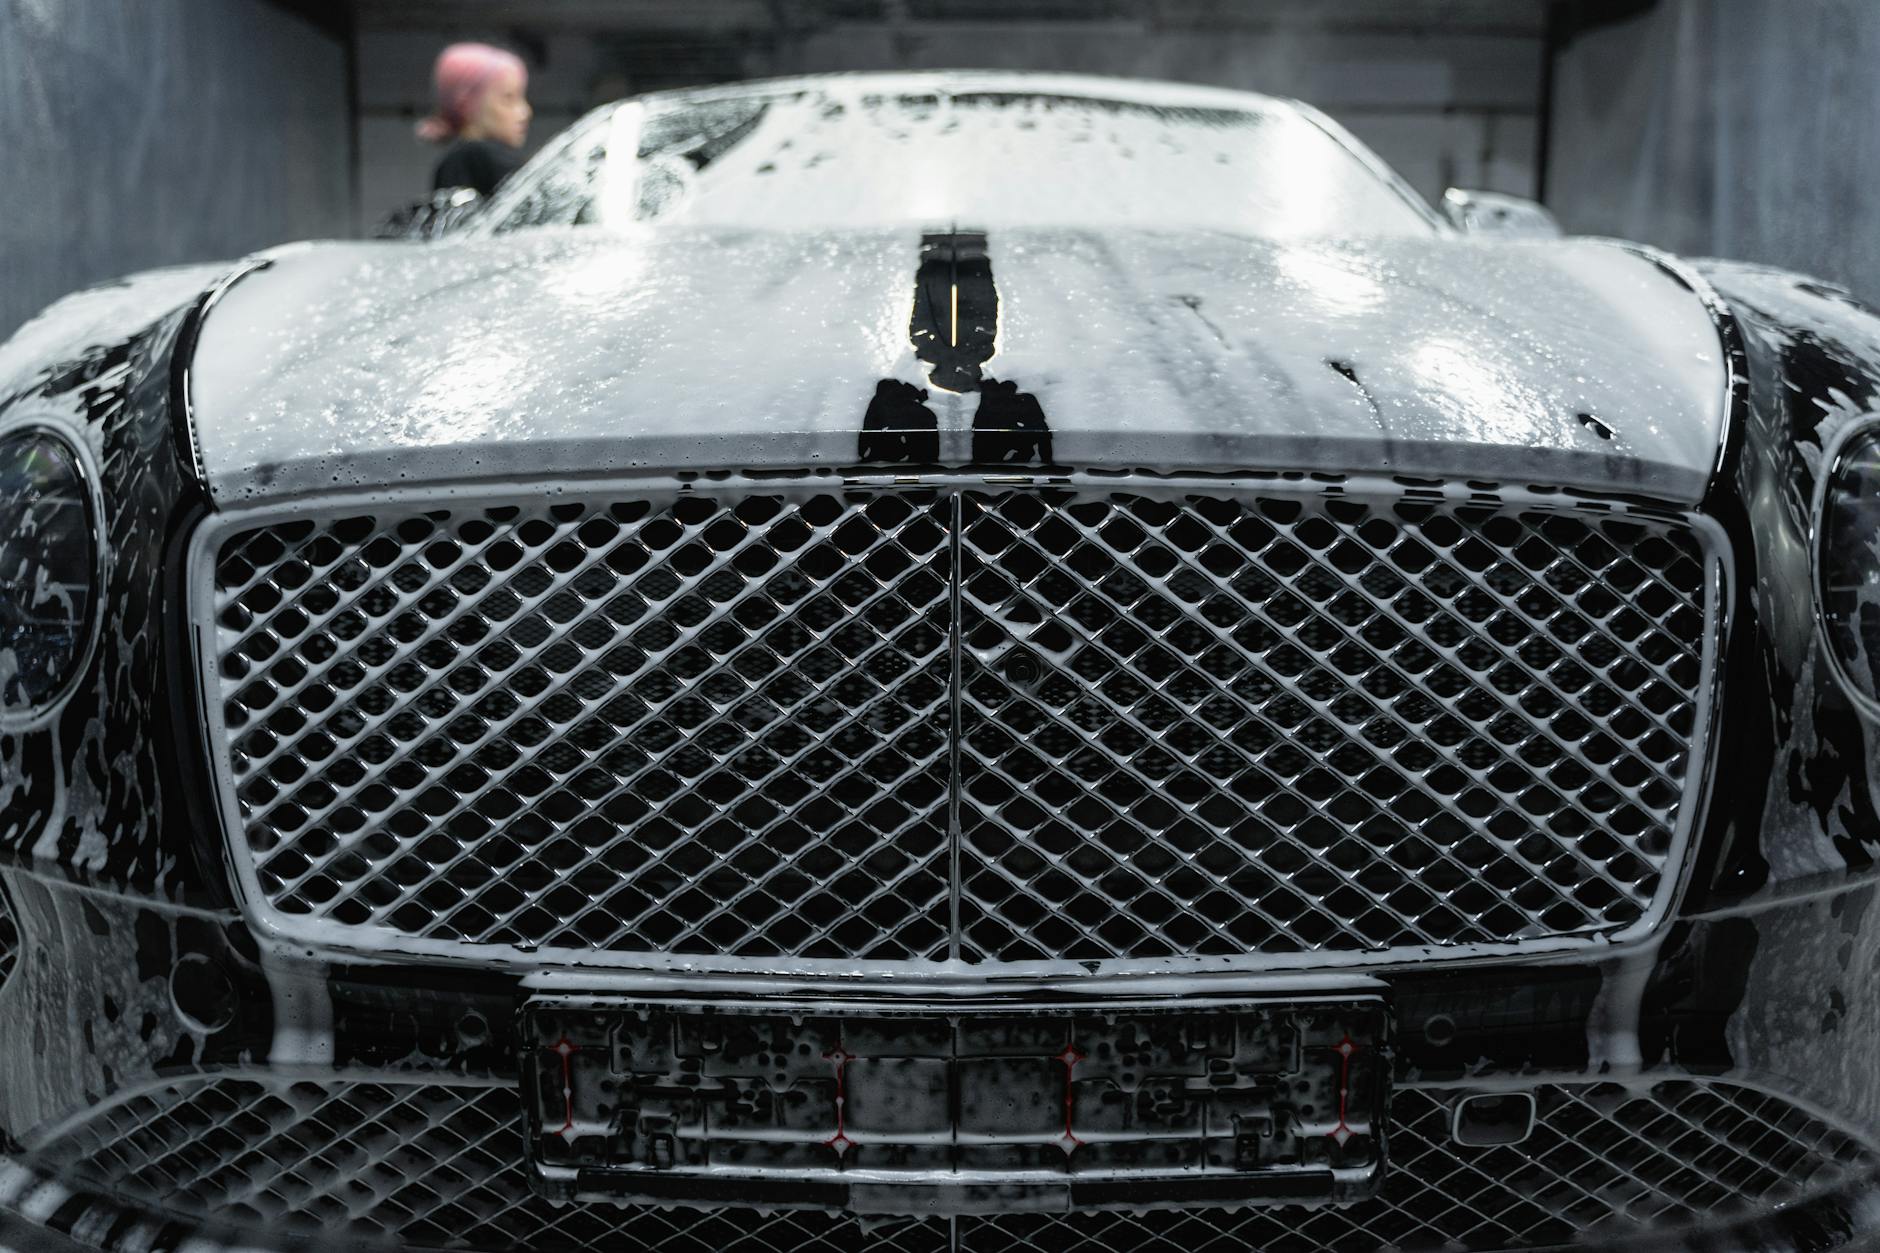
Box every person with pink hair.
[419,42,533,198]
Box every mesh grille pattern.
[207,488,1709,964]
[0,878,17,989]
[955,492,1704,960]
[28,1076,1868,1251]
[214,494,954,960]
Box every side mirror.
[375,187,484,241]
[1440,189,1562,239]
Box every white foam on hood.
[0,264,226,399]
[190,225,1725,504]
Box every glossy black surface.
[0,429,97,722]
[4,246,1880,1248]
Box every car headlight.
[0,423,102,728]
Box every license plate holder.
[521,995,1390,1214]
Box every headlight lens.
[0,427,100,725]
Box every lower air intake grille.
[25,1076,1867,1251]
[205,487,1712,966]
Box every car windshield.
[477,80,1435,239]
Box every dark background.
[1,0,1870,338]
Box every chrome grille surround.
[19,1072,1869,1251]
[193,477,1723,973]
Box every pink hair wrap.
[417,43,526,143]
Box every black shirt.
[433,139,523,198]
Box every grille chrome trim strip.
[190,474,1727,979]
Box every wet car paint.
[0,130,1878,1253]
[185,229,1724,505]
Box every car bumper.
[4,864,1880,1252]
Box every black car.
[3,72,1880,1252]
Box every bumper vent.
[203,485,1714,969]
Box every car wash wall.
[0,0,355,340]
[1546,0,1880,304]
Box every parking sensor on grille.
[1452,1092,1538,1147]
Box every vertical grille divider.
[948,491,965,962]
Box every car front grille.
[0,875,18,991]
[202,483,1715,969]
[21,1074,1869,1251]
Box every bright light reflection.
[1275,248,1385,311]
[1261,114,1348,239]
[554,242,650,306]
[597,103,646,226]
[400,350,527,447]
[1408,341,1544,443]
